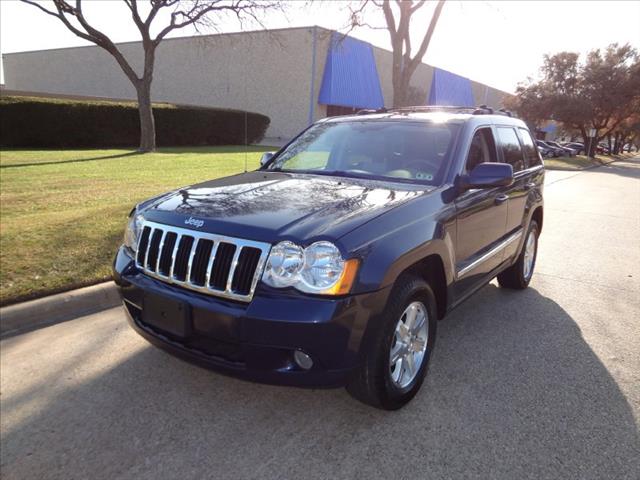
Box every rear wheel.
[346,275,438,410]
[498,220,539,289]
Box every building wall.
[371,46,434,107]
[312,28,332,122]
[3,27,317,140]
[470,80,509,108]
[3,26,511,140]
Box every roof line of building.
[2,24,511,95]
[1,25,324,56]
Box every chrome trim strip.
[185,238,199,283]
[457,229,523,278]
[155,230,167,273]
[135,220,271,302]
[205,242,219,287]
[226,246,243,292]
[123,298,142,310]
[168,233,181,279]
[143,227,154,269]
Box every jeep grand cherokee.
[113,106,544,410]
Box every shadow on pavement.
[594,156,640,180]
[1,284,638,479]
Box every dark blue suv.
[113,106,544,409]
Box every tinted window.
[518,128,542,167]
[269,121,460,185]
[465,128,497,172]
[497,127,525,172]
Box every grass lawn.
[543,153,631,170]
[0,146,275,305]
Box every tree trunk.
[616,132,624,154]
[579,127,590,156]
[392,84,404,108]
[136,82,156,152]
[393,74,411,107]
[586,135,598,158]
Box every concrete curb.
[544,157,619,172]
[0,281,120,338]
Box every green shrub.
[0,96,270,147]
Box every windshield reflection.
[269,120,458,185]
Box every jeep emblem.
[184,216,204,228]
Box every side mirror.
[460,162,513,190]
[260,152,275,167]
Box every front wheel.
[346,275,438,410]
[498,220,539,289]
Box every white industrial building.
[2,26,510,141]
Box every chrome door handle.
[495,194,509,205]
[524,182,536,190]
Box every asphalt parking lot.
[2,158,639,480]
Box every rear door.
[496,126,529,235]
[454,127,508,296]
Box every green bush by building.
[0,95,270,148]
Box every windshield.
[267,120,459,185]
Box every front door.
[454,127,508,298]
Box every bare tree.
[20,0,279,152]
[349,0,446,107]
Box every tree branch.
[381,0,398,39]
[153,0,279,45]
[20,0,60,18]
[72,0,141,83]
[123,0,147,35]
[407,0,446,74]
[410,0,428,14]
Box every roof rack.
[356,105,515,117]
[497,107,513,117]
[356,108,387,115]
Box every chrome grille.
[135,220,270,302]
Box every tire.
[498,220,539,289]
[346,275,438,410]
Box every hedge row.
[0,96,270,148]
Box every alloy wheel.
[389,301,429,389]
[523,229,537,280]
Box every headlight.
[263,241,359,295]
[123,212,145,253]
[262,241,304,287]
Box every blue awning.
[540,122,557,133]
[427,68,475,107]
[318,33,384,109]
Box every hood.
[141,171,429,244]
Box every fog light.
[293,350,313,370]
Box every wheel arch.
[399,254,448,320]
[531,205,543,232]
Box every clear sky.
[1,0,639,93]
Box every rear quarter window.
[496,127,525,172]
[518,128,542,167]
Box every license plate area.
[142,293,190,338]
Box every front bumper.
[113,246,390,387]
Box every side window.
[497,127,525,172]
[465,128,497,172]
[518,128,542,167]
